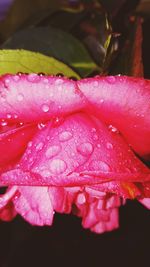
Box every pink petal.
[139,198,150,209]
[0,112,149,187]
[0,201,17,221]
[0,74,86,123]
[0,124,37,166]
[78,76,150,158]
[1,74,150,159]
[13,186,54,226]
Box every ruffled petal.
[78,76,150,159]
[0,123,37,166]
[13,186,54,226]
[0,112,149,187]
[0,74,86,123]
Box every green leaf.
[2,27,98,77]
[0,49,80,78]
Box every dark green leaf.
[0,49,80,78]
[2,27,98,77]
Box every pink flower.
[0,73,150,233]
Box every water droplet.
[38,122,46,130]
[91,127,96,133]
[27,73,39,82]
[45,145,61,158]
[38,72,45,76]
[77,142,93,156]
[27,141,32,148]
[42,104,49,113]
[93,134,99,141]
[108,124,119,133]
[106,142,113,149]
[13,75,20,82]
[5,78,10,84]
[14,114,18,119]
[93,81,99,87]
[43,78,49,84]
[99,161,110,172]
[90,160,110,172]
[49,159,67,174]
[17,94,24,101]
[36,142,44,151]
[59,131,72,142]
[1,121,7,127]
[29,157,33,163]
[56,73,64,77]
[6,114,11,119]
[106,76,116,84]
[55,79,64,85]
[69,76,77,81]
[52,117,64,127]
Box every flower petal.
[0,124,37,167]
[0,112,149,187]
[13,186,54,226]
[0,74,86,123]
[78,76,150,158]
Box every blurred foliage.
[0,49,79,77]
[1,27,99,77]
[0,0,145,77]
[110,16,143,76]
[136,0,150,17]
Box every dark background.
[0,1,150,267]
[0,200,150,267]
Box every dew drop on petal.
[45,145,61,158]
[14,114,18,119]
[12,75,20,82]
[108,124,119,133]
[77,142,93,156]
[1,120,7,127]
[5,78,10,85]
[99,161,110,172]
[27,141,33,148]
[93,134,99,141]
[106,142,113,149]
[36,142,44,151]
[42,104,49,113]
[93,81,99,87]
[59,131,72,142]
[106,76,116,84]
[49,159,67,174]
[55,79,64,85]
[27,73,39,82]
[6,114,11,119]
[52,117,64,127]
[38,122,46,130]
[91,127,96,133]
[90,160,110,172]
